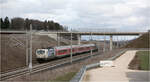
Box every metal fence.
[70,49,127,82]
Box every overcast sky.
[0,0,149,32]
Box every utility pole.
[57,32,60,46]
[29,24,32,71]
[26,29,28,66]
[70,28,73,63]
[110,35,113,51]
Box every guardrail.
[70,49,127,82]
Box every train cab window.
[36,50,45,54]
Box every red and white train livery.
[36,44,98,60]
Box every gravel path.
[83,50,150,82]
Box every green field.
[52,72,77,81]
[136,51,150,70]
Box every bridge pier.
[139,33,142,36]
[103,35,106,52]
[77,34,81,45]
[123,36,126,46]
[110,35,113,51]
[57,33,60,46]
[116,36,119,48]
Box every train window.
[36,50,45,54]
[68,49,71,52]
[91,46,96,49]
[58,50,67,54]
[68,48,75,52]
[72,48,76,52]
[87,47,90,49]
[79,47,85,50]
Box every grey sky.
[0,0,149,31]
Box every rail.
[0,52,99,81]
[1,48,148,81]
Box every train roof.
[54,44,95,50]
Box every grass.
[52,72,77,82]
[136,51,150,70]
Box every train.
[36,44,98,61]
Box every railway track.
[0,51,101,81]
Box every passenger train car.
[36,44,98,61]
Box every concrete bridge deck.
[0,31,145,35]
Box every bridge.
[0,30,145,35]
[0,30,146,51]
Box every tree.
[0,18,4,29]
[11,17,25,30]
[43,20,48,31]
[3,17,10,29]
[25,18,31,30]
[54,22,60,30]
[1,16,67,31]
[48,21,55,30]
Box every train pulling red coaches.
[36,44,98,61]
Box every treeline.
[0,17,68,31]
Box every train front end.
[36,49,48,60]
[36,48,55,61]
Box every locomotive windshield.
[36,50,45,54]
